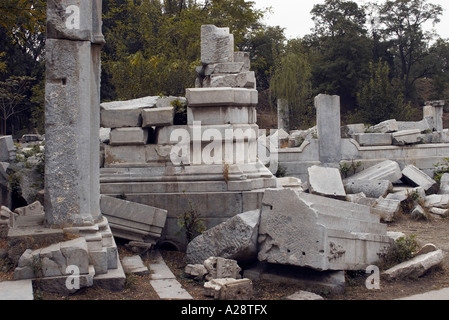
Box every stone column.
[277,99,290,131]
[314,94,342,164]
[45,0,104,227]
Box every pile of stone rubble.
[184,159,447,298]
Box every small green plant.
[379,235,419,270]
[177,198,206,243]
[125,272,138,290]
[339,159,362,178]
[29,255,43,278]
[434,157,449,184]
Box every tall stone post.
[314,94,342,164]
[277,99,290,131]
[45,0,104,227]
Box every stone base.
[100,162,277,250]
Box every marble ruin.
[0,5,447,298]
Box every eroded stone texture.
[186,210,260,265]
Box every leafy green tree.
[239,25,286,91]
[308,0,372,110]
[0,76,35,135]
[270,43,313,129]
[355,60,415,125]
[101,0,265,101]
[377,0,443,101]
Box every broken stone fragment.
[383,250,444,281]
[372,198,401,222]
[186,210,260,265]
[354,133,392,146]
[401,165,437,192]
[392,129,424,145]
[203,257,242,281]
[121,255,149,276]
[204,278,253,300]
[258,189,391,271]
[344,179,392,199]
[368,119,398,133]
[184,264,208,281]
[308,165,346,200]
[424,194,449,209]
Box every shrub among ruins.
[378,235,419,270]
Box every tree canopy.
[0,0,448,135]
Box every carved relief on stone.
[328,242,346,261]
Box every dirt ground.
[1,213,449,301]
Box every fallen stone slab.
[383,250,444,281]
[286,290,324,300]
[308,166,346,200]
[372,198,401,222]
[341,123,365,138]
[345,160,402,183]
[258,189,391,271]
[368,119,398,133]
[121,255,149,276]
[345,193,378,207]
[424,194,449,209]
[396,119,431,132]
[184,264,208,281]
[401,165,437,192]
[344,179,392,198]
[392,129,424,146]
[354,133,392,146]
[100,96,160,128]
[150,279,194,300]
[204,278,253,300]
[100,195,167,243]
[186,209,260,265]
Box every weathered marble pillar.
[423,100,445,132]
[45,0,104,227]
[314,94,342,164]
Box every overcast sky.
[252,0,449,40]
